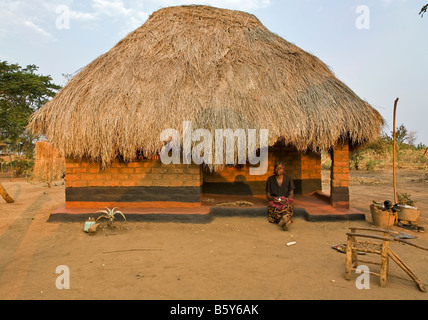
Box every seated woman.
[266,162,295,230]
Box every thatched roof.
[28,5,383,168]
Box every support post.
[393,98,399,205]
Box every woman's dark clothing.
[265,174,295,198]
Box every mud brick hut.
[28,5,383,217]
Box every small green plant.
[96,207,126,228]
[365,159,379,171]
[350,151,364,170]
[397,193,417,207]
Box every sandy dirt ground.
[0,169,427,300]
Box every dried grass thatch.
[32,141,65,187]
[28,5,384,169]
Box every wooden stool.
[345,227,427,292]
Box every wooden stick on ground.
[388,248,426,292]
[0,182,14,203]
[395,239,428,252]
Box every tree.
[394,124,408,145]
[420,4,428,17]
[380,124,412,145]
[0,61,61,156]
[405,130,417,146]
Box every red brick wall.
[66,158,201,188]
[330,142,350,208]
[300,152,322,181]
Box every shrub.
[397,193,417,207]
[350,151,364,170]
[1,158,34,177]
[365,159,380,171]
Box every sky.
[1,0,427,144]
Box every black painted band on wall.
[330,187,350,202]
[202,181,266,196]
[66,186,201,203]
[202,179,322,196]
[293,179,322,195]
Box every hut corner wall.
[330,143,350,209]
